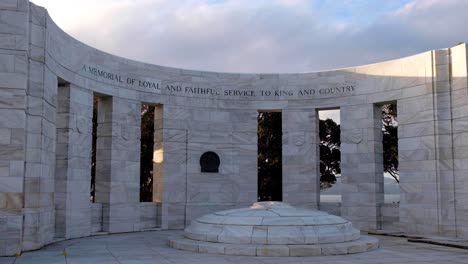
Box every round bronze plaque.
[200,151,220,173]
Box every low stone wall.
[319,202,400,232]
[91,202,160,234]
[380,203,400,231]
[91,203,103,234]
[139,202,161,230]
[319,203,341,216]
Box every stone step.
[168,235,379,257]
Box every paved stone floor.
[0,231,467,264]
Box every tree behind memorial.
[319,118,341,190]
[318,105,399,190]
[382,104,399,183]
[140,105,155,202]
[258,112,282,201]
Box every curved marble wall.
[0,0,467,255]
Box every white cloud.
[32,0,468,73]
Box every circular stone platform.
[168,202,378,256]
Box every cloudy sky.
[32,0,468,73]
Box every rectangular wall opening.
[381,103,399,204]
[257,111,282,202]
[90,95,104,233]
[90,96,98,203]
[140,104,155,202]
[318,109,341,204]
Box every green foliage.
[140,105,155,202]
[319,118,340,189]
[318,104,399,188]
[90,97,97,202]
[257,112,282,201]
[382,104,399,183]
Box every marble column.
[0,0,30,255]
[22,4,57,251]
[152,104,166,227]
[95,96,141,232]
[282,109,319,208]
[340,104,384,231]
[451,44,468,238]
[154,105,188,229]
[432,49,457,236]
[54,84,93,239]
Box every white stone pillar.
[340,104,384,231]
[397,49,457,237]
[282,109,319,208]
[0,0,30,256]
[451,44,468,238]
[432,49,457,236]
[184,109,258,225]
[398,87,440,235]
[155,105,188,229]
[22,2,58,251]
[54,84,93,239]
[95,96,141,232]
[152,104,167,228]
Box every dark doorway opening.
[318,109,341,203]
[140,104,155,202]
[257,111,282,201]
[90,96,98,203]
[381,103,399,203]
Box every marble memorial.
[1,0,468,257]
[169,201,378,256]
